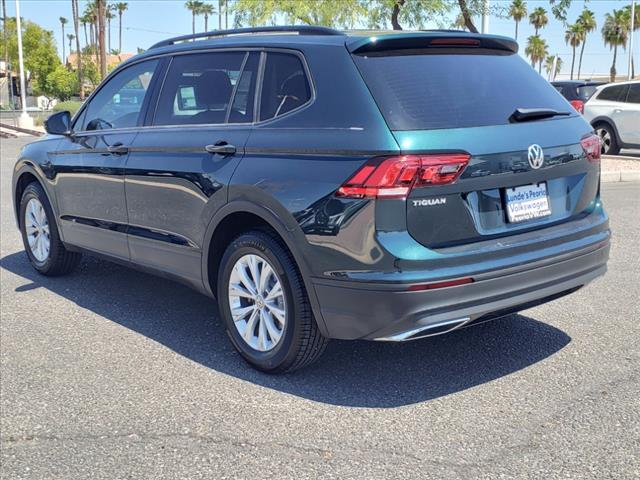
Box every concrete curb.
[601,171,640,183]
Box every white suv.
[583,80,640,155]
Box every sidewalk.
[601,156,640,183]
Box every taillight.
[581,133,601,163]
[570,100,584,114]
[336,154,470,200]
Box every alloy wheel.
[596,128,611,155]
[24,198,51,263]
[228,254,286,352]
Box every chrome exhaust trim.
[374,317,472,342]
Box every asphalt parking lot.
[1,136,639,479]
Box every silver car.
[583,80,640,155]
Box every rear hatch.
[350,35,600,248]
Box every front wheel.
[19,182,81,276]
[217,230,328,373]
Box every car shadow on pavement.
[1,251,571,408]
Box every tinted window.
[597,84,628,102]
[154,52,253,125]
[625,83,640,103]
[229,52,260,123]
[259,52,311,121]
[81,59,158,130]
[353,51,573,131]
[577,85,599,101]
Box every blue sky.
[4,0,639,78]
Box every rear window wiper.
[509,108,572,123]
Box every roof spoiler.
[150,25,345,49]
[347,33,518,55]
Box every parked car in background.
[583,80,640,155]
[551,80,604,113]
[12,27,610,373]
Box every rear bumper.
[312,239,609,340]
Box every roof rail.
[150,25,345,49]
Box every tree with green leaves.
[525,34,548,73]
[232,0,364,29]
[114,2,128,52]
[508,0,527,41]
[564,22,584,80]
[201,3,215,31]
[0,17,61,93]
[366,0,451,31]
[544,55,562,80]
[60,17,68,62]
[575,9,596,80]
[185,0,205,34]
[529,6,548,36]
[602,8,629,82]
[39,64,78,104]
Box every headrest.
[195,70,232,107]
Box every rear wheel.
[217,230,328,373]
[594,123,620,155]
[19,182,81,276]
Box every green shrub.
[53,100,83,116]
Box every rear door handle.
[107,143,129,155]
[205,142,236,156]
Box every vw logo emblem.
[528,144,544,169]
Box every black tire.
[19,182,81,276]
[594,123,620,155]
[217,230,328,373]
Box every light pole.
[629,0,636,80]
[481,0,490,34]
[14,0,33,128]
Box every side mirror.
[44,111,72,135]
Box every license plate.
[505,183,552,223]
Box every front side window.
[153,51,255,126]
[597,84,628,102]
[259,52,311,121]
[80,59,158,131]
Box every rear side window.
[352,51,573,131]
[597,84,628,102]
[625,84,640,103]
[154,51,256,125]
[259,52,311,121]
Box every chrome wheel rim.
[228,254,286,352]
[596,128,611,154]
[24,198,50,263]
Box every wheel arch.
[590,116,622,145]
[201,201,330,337]
[12,163,58,231]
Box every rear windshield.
[353,50,573,131]
[577,85,599,101]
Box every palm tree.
[60,17,68,62]
[508,0,527,41]
[529,7,548,36]
[67,33,75,64]
[106,8,115,52]
[602,8,629,82]
[185,1,205,34]
[114,3,128,53]
[544,55,563,80]
[576,9,596,80]
[71,0,83,99]
[201,2,215,31]
[624,4,639,77]
[565,23,584,80]
[525,35,548,74]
